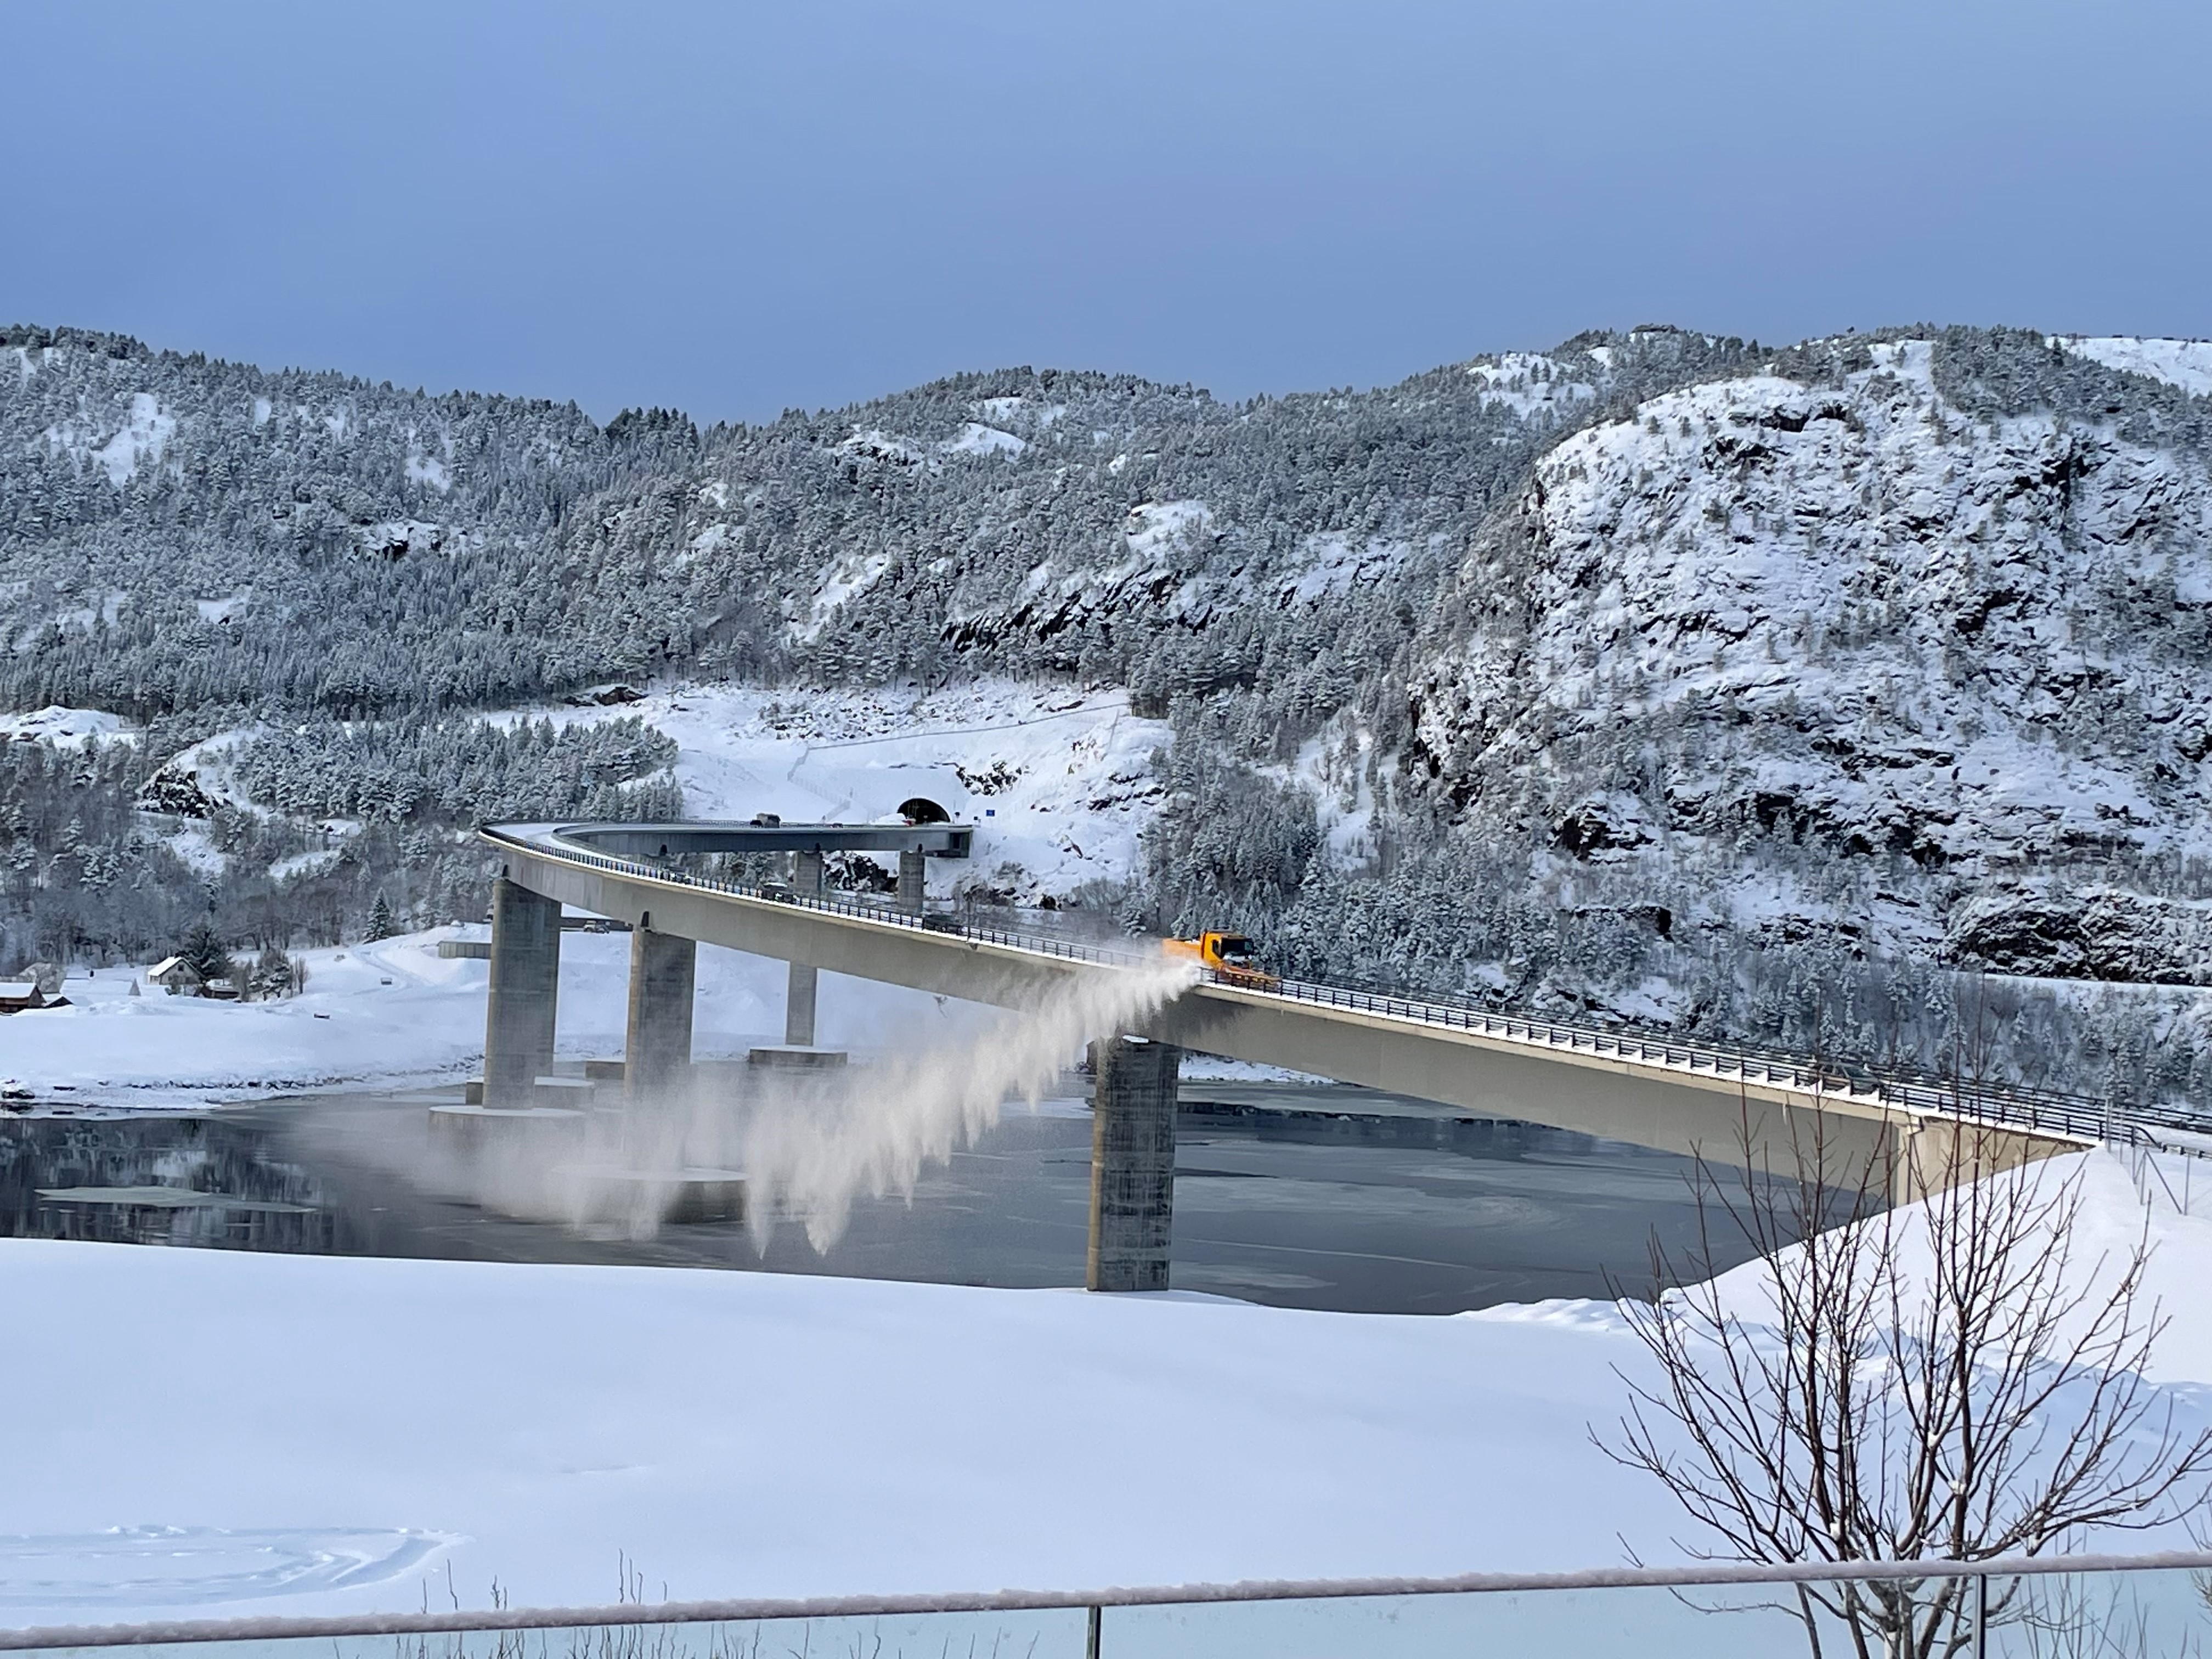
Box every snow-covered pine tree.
[176,917,233,986]
[248,941,296,998]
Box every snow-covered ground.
[500,680,1165,906]
[0,1239,1668,1626]
[1175,1054,1329,1083]
[1465,349,1596,417]
[0,926,996,1110]
[0,704,132,747]
[4,1147,2210,1631]
[17,672,1387,955]
[2053,335,2212,398]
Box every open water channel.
[0,1081,1773,1313]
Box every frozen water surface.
[0,1526,454,1610]
[0,1084,1764,1313]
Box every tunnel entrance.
[897,797,951,825]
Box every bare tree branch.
[1601,1099,2212,1658]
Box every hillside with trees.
[5,321,2211,1102]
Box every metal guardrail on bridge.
[481,826,2181,1152]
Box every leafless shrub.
[1605,1106,2212,1658]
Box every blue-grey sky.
[3,1,2205,424]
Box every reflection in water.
[0,1086,1788,1315]
[0,1116,339,1251]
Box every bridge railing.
[481,827,2147,1148]
[481,827,1162,975]
[11,1550,2212,1656]
[1249,973,2124,1143]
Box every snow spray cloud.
[408,960,1198,1245]
[739,958,1199,1252]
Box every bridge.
[472,819,2096,1290]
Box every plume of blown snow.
[419,960,1200,1249]
[741,960,1197,1250]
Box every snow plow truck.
[1163,931,1277,989]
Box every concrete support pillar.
[1086,1036,1181,1292]
[785,961,819,1047]
[898,849,926,916]
[792,850,824,897]
[786,850,825,1047]
[483,877,561,1108]
[624,925,697,1105]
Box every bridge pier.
[625,922,696,1105]
[785,964,819,1047]
[786,850,823,1046]
[1087,1036,1182,1293]
[483,877,562,1108]
[897,849,925,916]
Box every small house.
[0,983,45,1015]
[147,956,204,996]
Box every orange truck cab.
[1163,931,1277,988]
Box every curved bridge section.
[478,822,2094,1212]
[549,820,972,859]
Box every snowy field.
[4,1150,2211,1627]
[0,1242,1662,1624]
[0,927,998,1110]
[515,679,1173,905]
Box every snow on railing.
[12,1548,2212,1651]
[482,827,2153,1148]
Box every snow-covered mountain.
[5,319,2212,1098]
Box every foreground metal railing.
[12,1550,2212,1654]
[481,826,2187,1152]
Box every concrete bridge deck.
[479,823,2096,1213]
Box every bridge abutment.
[483,877,562,1108]
[1087,1036,1182,1293]
[625,923,697,1105]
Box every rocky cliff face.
[1402,333,2212,984]
[1946,884,2212,984]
